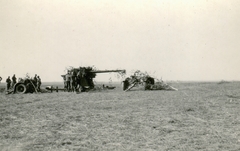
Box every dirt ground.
[0,82,240,151]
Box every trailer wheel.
[15,84,27,94]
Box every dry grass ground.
[0,82,240,151]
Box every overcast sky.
[1,0,240,82]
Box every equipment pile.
[122,70,178,92]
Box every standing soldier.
[37,76,41,92]
[76,68,82,92]
[6,76,11,90]
[0,76,2,83]
[61,75,67,91]
[71,71,77,92]
[65,71,72,92]
[33,74,38,87]
[12,74,17,88]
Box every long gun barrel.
[72,68,126,74]
[90,69,126,74]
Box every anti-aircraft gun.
[61,66,126,91]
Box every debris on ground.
[122,70,178,92]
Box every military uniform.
[37,76,41,91]
[33,74,38,87]
[12,74,17,88]
[65,73,72,92]
[6,77,11,90]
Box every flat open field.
[0,82,240,151]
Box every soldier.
[76,67,83,92]
[61,75,67,91]
[65,71,72,92]
[11,74,17,88]
[33,74,37,87]
[71,73,76,92]
[0,76,2,83]
[37,76,41,91]
[6,76,11,90]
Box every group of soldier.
[5,74,17,90]
[63,68,89,92]
[33,74,42,92]
[5,74,42,91]
[64,71,78,92]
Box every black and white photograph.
[0,0,240,150]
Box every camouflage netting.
[123,70,178,91]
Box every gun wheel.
[15,84,27,94]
